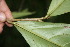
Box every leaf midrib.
[13,22,62,47]
[47,0,65,16]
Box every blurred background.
[0,0,70,47]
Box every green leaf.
[46,0,70,16]
[13,21,70,47]
[12,9,35,18]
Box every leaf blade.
[12,9,35,18]
[13,21,70,47]
[46,0,70,17]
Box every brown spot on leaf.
[64,26,70,28]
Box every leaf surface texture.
[47,0,70,16]
[13,21,70,47]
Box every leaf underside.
[13,21,70,47]
[47,0,70,16]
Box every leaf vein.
[14,22,62,47]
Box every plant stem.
[12,18,44,22]
[7,15,50,23]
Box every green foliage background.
[0,0,70,47]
